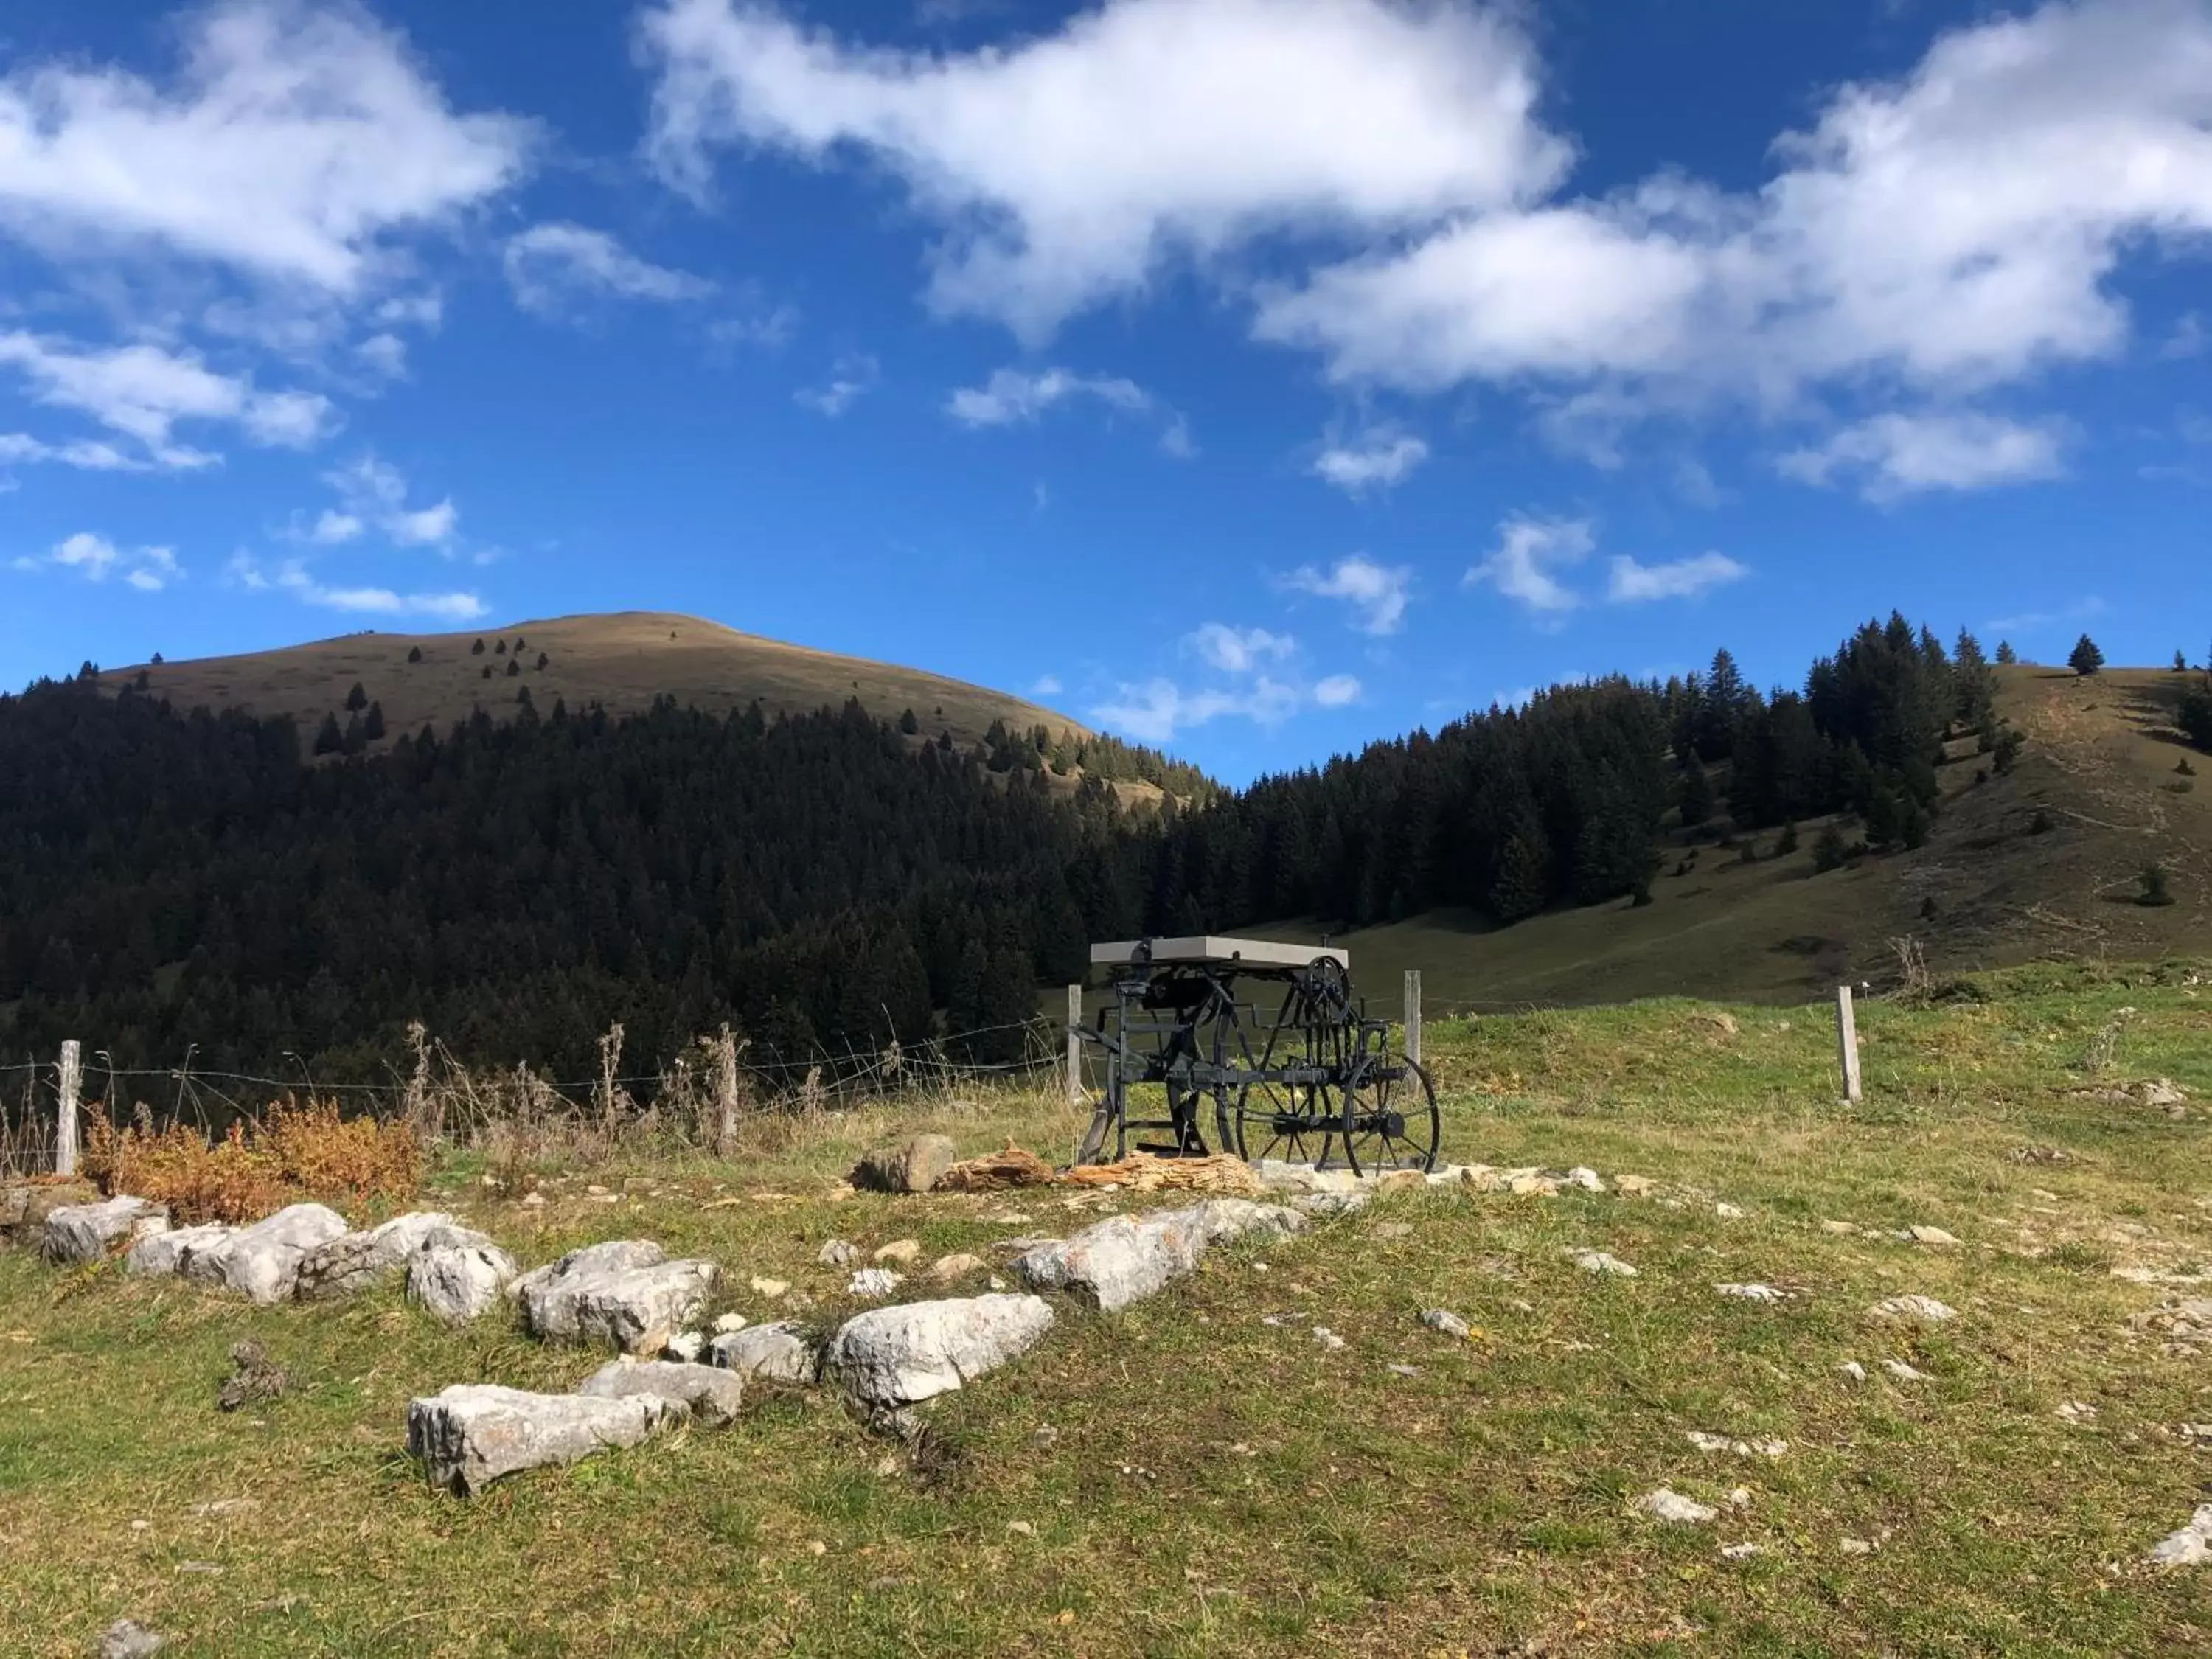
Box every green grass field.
[5,959,2211,1655]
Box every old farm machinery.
[1072,936,1439,1174]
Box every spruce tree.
[2068,634,2104,677]
[312,712,342,755]
[470,637,485,655]
[345,681,368,712]
[407,645,424,664]
[362,701,386,742]
[1996,639,2018,665]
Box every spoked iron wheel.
[1339,1055,1440,1175]
[1222,1074,1346,1168]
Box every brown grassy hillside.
[110,611,1085,754]
[1248,666,2212,1011]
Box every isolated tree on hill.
[515,684,532,709]
[312,712,342,755]
[506,657,521,678]
[2177,650,2191,673]
[495,639,507,655]
[1996,640,2018,665]
[480,664,492,680]
[2178,679,2212,752]
[150,652,163,664]
[470,637,485,655]
[536,652,549,670]
[1952,630,1996,729]
[2068,633,2104,677]
[2139,864,2174,907]
[345,681,368,712]
[361,701,386,742]
[898,709,919,735]
[407,645,424,664]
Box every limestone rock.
[1293,1191,1370,1217]
[406,1383,684,1496]
[1567,1248,1638,1277]
[1420,1307,1472,1339]
[662,1331,706,1363]
[1636,1489,1717,1524]
[873,1239,922,1265]
[928,1253,987,1283]
[1883,1359,1931,1382]
[295,1212,479,1300]
[179,1203,348,1304]
[42,1196,169,1265]
[515,1239,720,1353]
[851,1134,959,1194]
[1907,1225,1961,1249]
[1565,1167,1605,1192]
[817,1239,859,1267]
[578,1357,744,1427]
[99,1618,167,1658]
[1714,1281,1785,1301]
[709,1320,821,1384]
[1012,1199,1305,1312]
[1867,1294,1955,1323]
[1256,1161,1366,1196]
[407,1240,521,1324]
[2149,1504,2212,1566]
[1613,1175,1655,1197]
[824,1293,1055,1408]
[848,1267,904,1298]
[3,1178,96,1237]
[125,1222,232,1279]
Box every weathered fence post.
[712,1024,740,1157]
[1834,985,1863,1104]
[55,1040,81,1178]
[1403,970,1423,1068]
[1065,984,1084,1105]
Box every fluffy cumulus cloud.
[1464,515,1593,615]
[319,453,458,547]
[0,331,333,469]
[1088,617,1362,740]
[1280,553,1410,636]
[1776,412,2070,501]
[1186,622,1295,675]
[1310,423,1429,493]
[796,354,880,417]
[945,365,1194,453]
[226,551,484,620]
[503,222,714,318]
[13,531,181,591]
[645,0,2212,486]
[640,0,1565,338]
[1605,551,1747,603]
[0,1,532,292]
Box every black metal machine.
[1071,935,1439,1174]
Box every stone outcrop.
[824,1294,1055,1408]
[125,1222,232,1278]
[512,1239,719,1352]
[709,1320,821,1384]
[1012,1198,1304,1312]
[850,1134,959,1194]
[178,1203,348,1304]
[293,1212,472,1299]
[41,1196,170,1265]
[406,1384,685,1496]
[408,1239,521,1323]
[577,1358,745,1427]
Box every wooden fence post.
[55,1040,81,1178]
[712,1024,740,1157]
[1403,970,1423,1068]
[1834,985,1863,1104]
[1065,984,1084,1105]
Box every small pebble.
[1006,1520,1035,1538]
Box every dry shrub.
[81,1097,420,1225]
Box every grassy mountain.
[1248,666,2211,1010]
[108,610,1085,756]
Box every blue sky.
[1,0,2207,782]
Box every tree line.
[1,612,2008,1093]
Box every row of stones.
[36,1190,1312,1497]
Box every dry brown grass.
[80,1098,420,1223]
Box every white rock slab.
[577,1358,744,1427]
[709,1320,821,1384]
[824,1293,1055,1408]
[1637,1489,1717,1524]
[406,1383,684,1496]
[179,1203,347,1303]
[1567,1249,1638,1277]
[125,1222,232,1279]
[1867,1294,1955,1323]
[514,1239,720,1353]
[293,1211,474,1299]
[42,1196,169,1265]
[2149,1504,2212,1565]
[1012,1199,1305,1312]
[407,1240,521,1324]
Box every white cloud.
[2163,311,2208,360]
[1312,672,1361,707]
[229,554,484,620]
[1255,0,2212,447]
[17,530,181,590]
[1088,675,1303,743]
[503,222,714,318]
[1464,514,1592,614]
[947,366,1152,427]
[1158,413,1197,461]
[321,453,458,546]
[0,431,148,472]
[641,0,1565,339]
[796,354,879,416]
[308,509,362,545]
[1310,425,1429,494]
[355,333,408,378]
[1777,412,2068,500]
[1029,673,1062,696]
[1281,553,1411,636]
[1605,551,1748,603]
[1186,622,1295,675]
[0,1,532,293]
[0,330,331,465]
